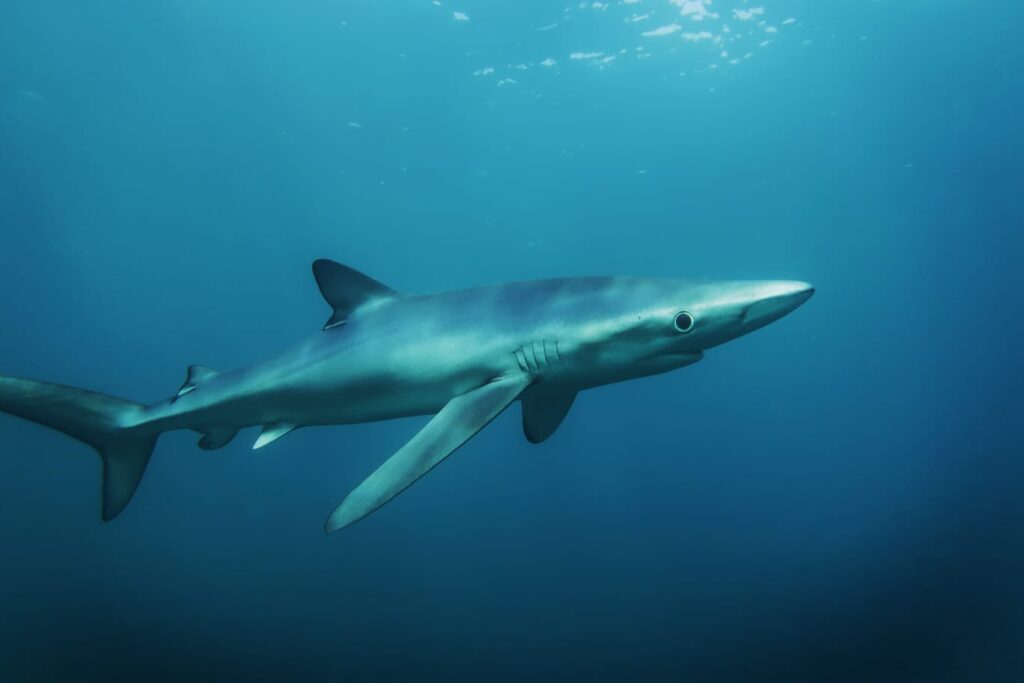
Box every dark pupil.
[675,313,693,331]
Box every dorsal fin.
[173,365,218,402]
[312,259,398,330]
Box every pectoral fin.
[521,385,577,444]
[325,374,532,532]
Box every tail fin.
[0,375,157,520]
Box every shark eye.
[674,311,694,333]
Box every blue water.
[1,1,1021,680]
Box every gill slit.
[514,339,566,377]
[514,348,529,373]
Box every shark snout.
[740,281,814,328]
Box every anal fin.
[198,428,238,451]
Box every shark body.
[0,260,813,532]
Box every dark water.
[1,1,1021,681]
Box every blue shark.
[0,260,813,532]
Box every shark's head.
[670,280,816,351]
[568,278,814,384]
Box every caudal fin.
[0,375,157,520]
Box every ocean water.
[0,0,1021,681]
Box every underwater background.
[0,0,1021,681]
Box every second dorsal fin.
[173,365,218,402]
[312,259,398,330]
